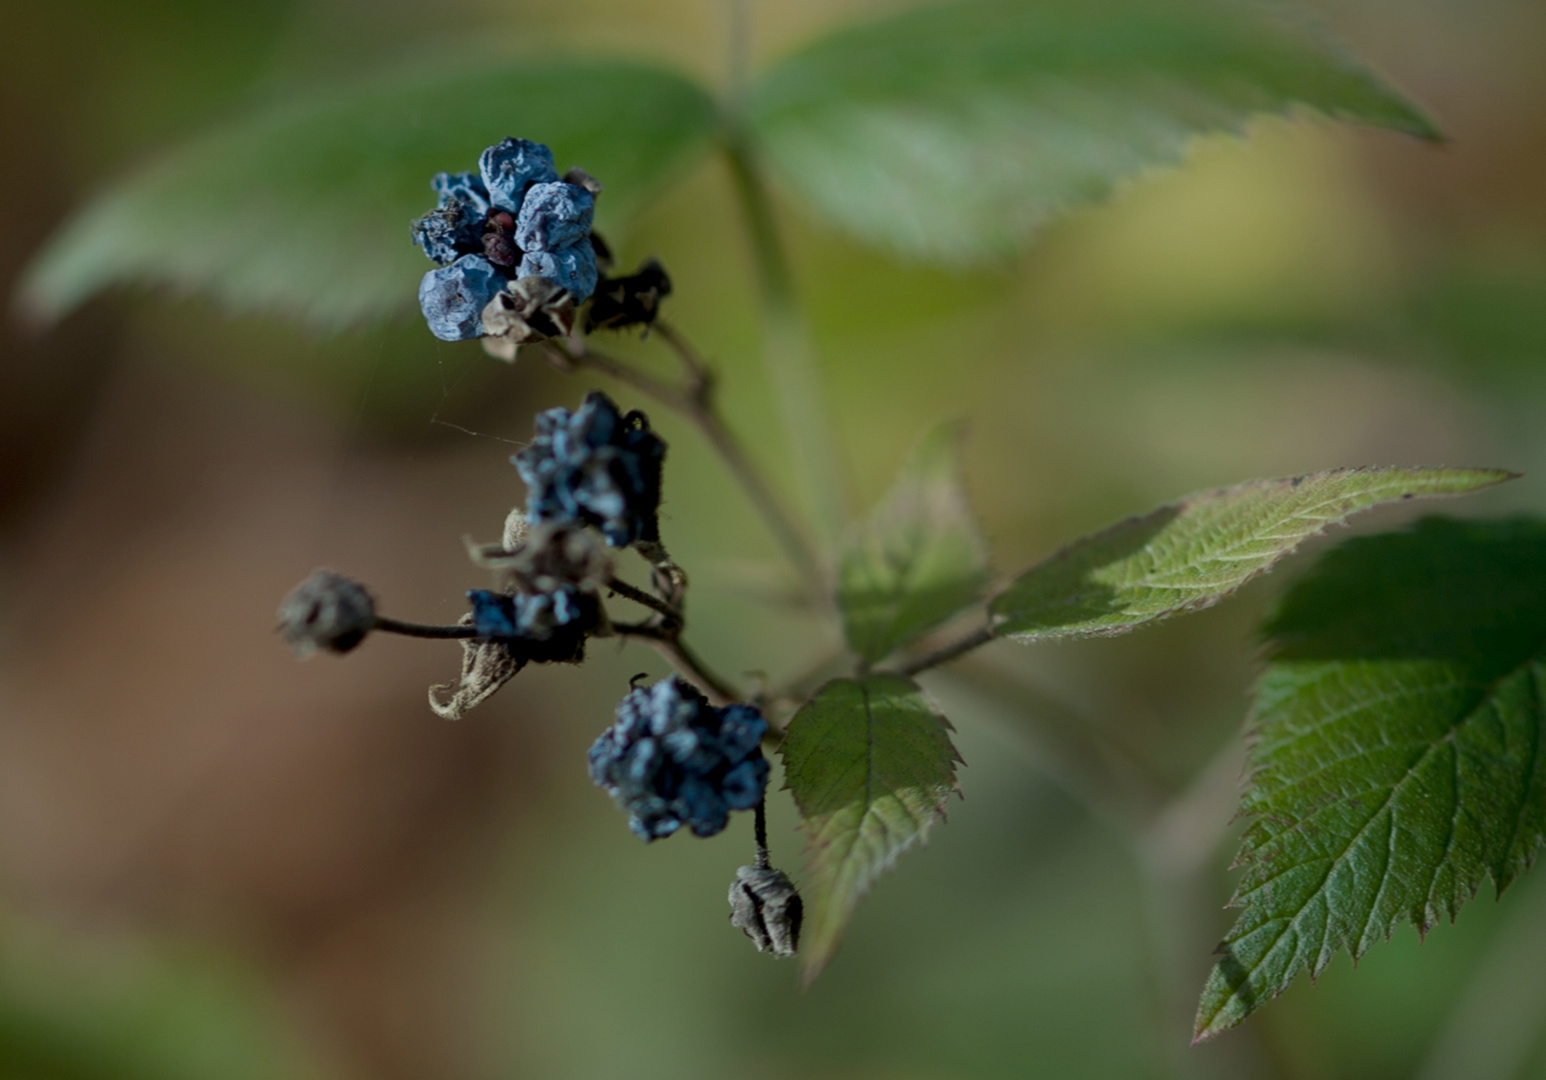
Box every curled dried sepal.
[729,865,803,958]
[428,616,527,721]
[277,570,375,657]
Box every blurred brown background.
[2,1,1545,1079]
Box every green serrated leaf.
[745,0,1439,264]
[991,466,1514,641]
[780,675,962,983]
[837,422,991,663]
[19,59,715,330]
[1195,517,1546,1040]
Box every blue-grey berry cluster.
[412,137,600,343]
[515,391,665,548]
[588,677,770,841]
[466,585,598,665]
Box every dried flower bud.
[728,865,803,958]
[586,259,673,333]
[277,570,375,658]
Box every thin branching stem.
[722,133,850,541]
[613,622,741,706]
[373,616,478,640]
[753,796,770,868]
[894,623,996,677]
[652,319,710,391]
[605,576,680,624]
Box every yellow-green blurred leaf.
[838,422,991,663]
[747,0,1439,263]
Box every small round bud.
[729,865,803,958]
[277,570,375,658]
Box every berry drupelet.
[588,677,771,841]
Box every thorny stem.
[544,339,821,590]
[722,133,851,543]
[372,616,478,640]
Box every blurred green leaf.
[19,59,715,330]
[1195,517,1546,1040]
[837,422,991,663]
[780,675,961,983]
[991,466,1513,641]
[746,0,1439,264]
[0,919,317,1080]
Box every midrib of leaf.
[813,682,926,891]
[1200,638,1546,1038]
[1149,480,1420,587]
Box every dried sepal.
[428,615,528,721]
[481,275,577,352]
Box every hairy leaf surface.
[780,675,961,983]
[746,0,1438,264]
[992,467,1512,641]
[1196,517,1546,1039]
[20,60,714,329]
[837,423,991,663]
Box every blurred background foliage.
[1,0,1545,1078]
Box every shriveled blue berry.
[518,240,598,303]
[411,196,486,265]
[513,390,665,547]
[431,171,491,216]
[479,137,558,213]
[514,181,595,252]
[466,584,598,665]
[587,678,770,841]
[418,255,506,341]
